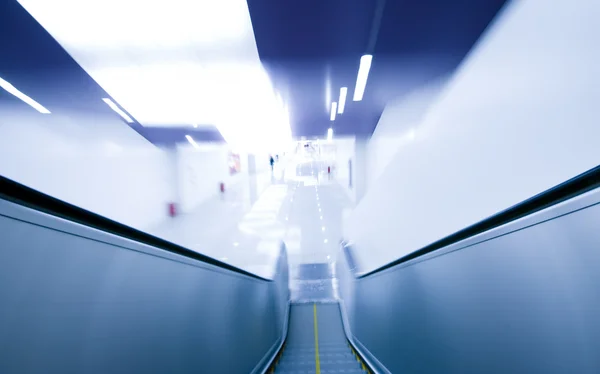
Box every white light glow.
[325,75,331,112]
[330,102,337,121]
[19,0,248,49]
[327,128,333,142]
[353,55,373,101]
[338,87,347,114]
[102,98,133,123]
[0,77,50,113]
[193,124,198,128]
[17,0,292,154]
[185,135,200,149]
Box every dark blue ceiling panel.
[0,0,111,115]
[0,0,223,146]
[248,0,508,137]
[141,127,225,147]
[1,0,507,144]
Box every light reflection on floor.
[150,151,354,284]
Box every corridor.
[150,150,354,286]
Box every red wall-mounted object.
[168,202,177,217]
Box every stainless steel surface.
[0,198,289,374]
[337,187,600,374]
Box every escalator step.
[281,353,356,360]
[274,303,368,374]
[274,370,366,374]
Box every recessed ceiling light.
[353,55,373,101]
[330,102,337,121]
[325,75,331,112]
[103,98,133,122]
[185,134,200,149]
[0,76,50,114]
[338,87,347,114]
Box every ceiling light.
[327,128,333,142]
[353,55,373,101]
[17,0,292,153]
[192,124,198,128]
[102,98,133,123]
[0,77,50,113]
[185,134,200,149]
[330,102,337,121]
[325,75,331,112]
[337,87,347,114]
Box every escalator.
[271,303,369,374]
[2,166,599,373]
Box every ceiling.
[248,0,508,137]
[0,0,507,146]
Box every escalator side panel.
[339,188,600,374]
[0,198,288,374]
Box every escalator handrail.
[346,164,600,279]
[0,175,271,281]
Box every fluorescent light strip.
[0,77,50,113]
[102,98,133,123]
[327,127,333,142]
[330,102,337,121]
[338,87,347,114]
[325,77,331,112]
[353,54,373,101]
[185,134,200,149]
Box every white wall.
[333,137,357,201]
[346,0,600,272]
[175,143,248,213]
[366,77,448,189]
[0,105,172,230]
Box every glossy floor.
[150,151,354,282]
